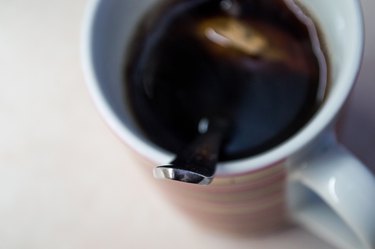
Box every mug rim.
[81,0,364,176]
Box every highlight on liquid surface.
[125,0,328,161]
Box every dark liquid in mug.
[125,0,328,161]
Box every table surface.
[0,1,374,249]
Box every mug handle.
[288,132,375,249]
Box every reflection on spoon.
[154,118,230,185]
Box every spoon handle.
[154,119,228,185]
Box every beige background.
[0,0,374,248]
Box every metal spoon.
[153,118,229,185]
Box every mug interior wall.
[296,0,361,93]
[90,0,158,148]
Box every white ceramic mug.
[82,0,375,248]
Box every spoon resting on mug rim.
[153,14,296,185]
[154,117,230,185]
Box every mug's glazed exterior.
[154,159,288,234]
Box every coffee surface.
[125,0,328,160]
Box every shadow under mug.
[82,0,375,248]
